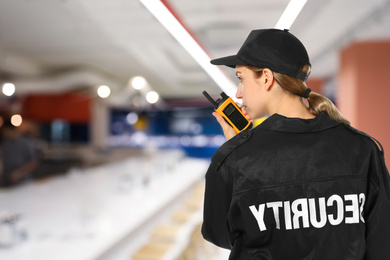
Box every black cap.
[210,29,311,81]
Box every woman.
[201,28,390,259]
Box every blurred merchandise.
[0,150,208,260]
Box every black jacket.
[202,113,390,260]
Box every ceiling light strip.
[159,0,206,50]
[275,0,308,29]
[139,0,237,98]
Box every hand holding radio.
[213,107,251,140]
[203,91,253,140]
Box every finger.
[235,103,250,119]
[241,106,247,114]
[213,112,229,128]
[212,112,237,140]
[240,106,253,122]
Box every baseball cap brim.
[210,55,248,68]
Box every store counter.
[0,150,209,260]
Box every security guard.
[201,29,390,260]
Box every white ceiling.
[0,0,390,107]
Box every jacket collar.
[257,112,340,133]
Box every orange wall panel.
[22,92,91,123]
[339,41,390,162]
[306,78,324,95]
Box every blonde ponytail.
[305,91,350,125]
[247,65,351,125]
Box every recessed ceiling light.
[146,91,159,104]
[131,76,147,90]
[97,85,111,98]
[2,83,15,96]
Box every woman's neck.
[268,92,315,119]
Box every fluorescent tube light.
[275,0,307,29]
[139,0,238,98]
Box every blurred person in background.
[201,28,390,259]
[0,121,38,187]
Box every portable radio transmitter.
[202,91,252,134]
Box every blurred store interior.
[0,0,390,259]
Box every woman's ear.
[262,69,274,90]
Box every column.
[307,78,324,94]
[338,41,390,163]
[90,99,109,150]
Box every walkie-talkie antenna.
[220,92,228,99]
[202,91,218,109]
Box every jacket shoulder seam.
[211,131,253,170]
[342,124,384,155]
